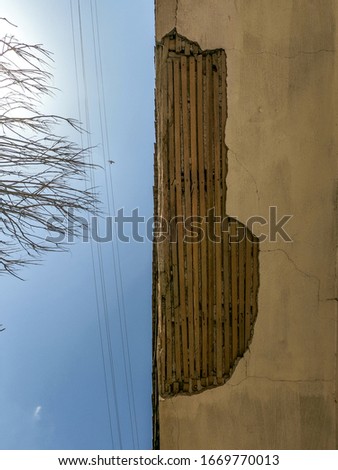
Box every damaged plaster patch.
[153,30,260,400]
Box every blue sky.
[0,0,154,449]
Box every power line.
[76,0,123,448]
[90,0,140,449]
[69,0,116,449]
[69,0,123,449]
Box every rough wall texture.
[154,30,260,399]
[155,0,338,450]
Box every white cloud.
[33,405,42,421]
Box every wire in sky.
[69,0,122,449]
[76,0,123,448]
[90,0,140,449]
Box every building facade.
[153,0,338,449]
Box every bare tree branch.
[0,19,98,276]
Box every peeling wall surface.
[154,30,260,399]
[155,0,338,450]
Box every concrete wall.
[155,0,338,450]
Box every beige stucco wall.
[156,0,338,450]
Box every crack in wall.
[228,374,334,388]
[261,248,321,303]
[227,147,260,205]
[217,47,336,59]
[170,397,180,449]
